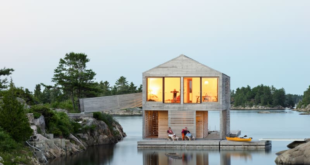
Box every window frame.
[201,77,219,103]
[163,77,181,104]
[183,77,202,104]
[146,77,164,103]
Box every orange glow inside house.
[184,77,201,103]
[147,78,163,102]
[164,77,181,103]
[202,78,218,102]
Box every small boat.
[226,136,252,142]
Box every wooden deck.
[137,140,271,150]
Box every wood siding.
[169,111,195,137]
[158,111,168,138]
[196,111,203,138]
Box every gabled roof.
[143,54,224,75]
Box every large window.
[147,78,163,102]
[184,77,201,103]
[202,78,218,102]
[164,77,181,103]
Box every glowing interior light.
[150,87,159,95]
[204,81,209,84]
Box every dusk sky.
[1,0,309,95]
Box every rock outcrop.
[74,117,126,146]
[275,141,310,164]
[295,104,310,112]
[31,116,126,162]
[0,156,3,165]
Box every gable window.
[147,78,163,102]
[202,78,218,102]
[184,77,201,103]
[164,77,181,103]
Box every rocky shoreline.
[28,114,126,163]
[275,139,310,164]
[231,105,285,110]
[294,104,310,112]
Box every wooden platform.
[137,140,271,150]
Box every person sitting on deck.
[182,127,192,140]
[167,127,176,141]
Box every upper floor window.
[184,77,201,103]
[202,78,218,102]
[147,78,163,102]
[164,77,181,103]
[146,77,218,103]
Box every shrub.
[0,90,33,142]
[50,100,75,112]
[29,105,74,137]
[93,112,118,135]
[0,127,18,152]
[47,112,73,137]
[93,112,113,127]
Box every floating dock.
[137,140,271,150]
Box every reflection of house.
[142,55,230,139]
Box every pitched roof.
[143,54,223,75]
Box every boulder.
[276,150,288,156]
[34,115,46,133]
[275,141,310,164]
[287,141,306,149]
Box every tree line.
[231,85,303,108]
[297,86,310,109]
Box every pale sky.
[0,0,309,95]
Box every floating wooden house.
[142,55,230,140]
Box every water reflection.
[48,144,115,165]
[140,149,270,165]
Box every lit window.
[147,78,163,102]
[164,77,180,103]
[202,78,218,102]
[184,77,201,103]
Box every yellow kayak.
[226,137,252,142]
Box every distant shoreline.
[231,105,285,110]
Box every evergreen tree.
[99,81,111,96]
[41,87,52,104]
[0,83,33,142]
[111,86,117,95]
[52,52,99,111]
[285,94,295,108]
[34,84,42,102]
[297,86,310,108]
[0,68,14,90]
[128,82,137,93]
[138,84,142,92]
[115,76,129,94]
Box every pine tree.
[128,82,137,93]
[115,76,129,94]
[99,81,111,96]
[0,82,33,142]
[52,52,98,111]
[34,84,42,102]
[0,68,14,90]
[138,84,142,92]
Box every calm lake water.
[49,110,309,165]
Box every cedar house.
[142,55,231,140]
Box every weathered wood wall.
[158,111,168,138]
[169,111,195,137]
[196,111,208,138]
[79,93,142,113]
